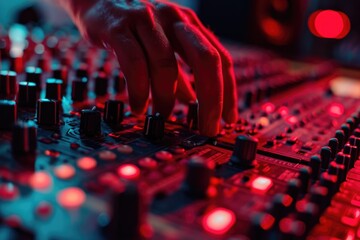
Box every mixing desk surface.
[1,27,360,240]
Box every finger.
[136,20,178,118]
[176,62,196,103]
[184,9,238,124]
[173,22,223,137]
[107,31,150,116]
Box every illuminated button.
[117,144,133,154]
[251,176,273,193]
[168,146,185,155]
[77,157,97,171]
[328,103,344,117]
[155,151,173,162]
[261,102,275,114]
[202,208,236,235]
[138,157,158,169]
[0,183,19,200]
[57,187,86,209]
[117,164,140,180]
[29,171,52,191]
[99,150,117,161]
[54,164,76,180]
[35,201,52,219]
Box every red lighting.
[57,187,86,209]
[202,208,236,235]
[261,102,275,114]
[117,164,140,180]
[77,157,97,171]
[286,116,298,125]
[328,103,344,117]
[308,10,350,39]
[251,176,273,193]
[278,106,289,116]
[54,164,76,180]
[29,172,52,191]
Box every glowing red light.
[251,176,273,193]
[286,116,298,125]
[77,157,97,171]
[54,164,76,180]
[278,106,289,116]
[117,164,140,180]
[328,103,344,117]
[202,208,236,235]
[29,172,52,191]
[262,102,275,114]
[57,187,86,209]
[308,10,350,39]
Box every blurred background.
[1,0,360,68]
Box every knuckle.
[220,50,234,69]
[197,46,221,66]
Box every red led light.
[262,102,275,114]
[286,116,298,125]
[308,10,350,39]
[278,106,289,116]
[202,208,236,235]
[29,172,52,191]
[328,103,344,117]
[251,176,273,193]
[54,164,76,180]
[57,187,86,209]
[117,164,140,180]
[77,157,97,171]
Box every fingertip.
[223,107,238,124]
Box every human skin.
[58,0,238,137]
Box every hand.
[60,0,238,136]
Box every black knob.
[36,99,60,126]
[286,178,301,199]
[12,120,37,155]
[230,134,258,167]
[319,172,338,196]
[269,193,294,220]
[329,155,346,184]
[18,82,38,108]
[187,101,198,130]
[0,70,17,99]
[328,138,339,158]
[343,144,357,169]
[0,100,17,130]
[354,128,360,138]
[104,100,124,126]
[244,90,254,108]
[45,78,63,101]
[249,212,275,239]
[143,113,164,140]
[297,167,311,194]
[95,71,109,96]
[107,183,145,240]
[184,156,214,198]
[296,202,319,228]
[25,66,42,90]
[341,124,350,142]
[75,63,89,79]
[309,185,329,212]
[349,135,360,159]
[335,130,345,150]
[310,155,321,181]
[71,78,88,102]
[113,70,126,93]
[320,146,331,170]
[346,118,355,132]
[80,108,101,137]
[52,66,68,88]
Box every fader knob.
[187,101,198,130]
[335,130,345,150]
[52,66,68,87]
[184,156,214,198]
[71,78,88,102]
[320,146,331,170]
[143,113,164,140]
[80,108,101,137]
[0,70,17,99]
[343,144,357,169]
[95,72,109,96]
[12,120,37,155]
[18,82,38,108]
[309,155,321,181]
[104,100,124,126]
[36,99,60,126]
[341,124,350,141]
[75,63,89,79]
[25,66,42,90]
[230,135,258,167]
[0,100,17,130]
[113,70,126,93]
[328,138,339,158]
[297,167,311,194]
[107,183,145,240]
[45,79,63,101]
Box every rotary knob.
[95,71,109,96]
[113,70,126,93]
[230,134,258,167]
[143,113,164,140]
[25,66,42,90]
[52,66,68,88]
[0,100,17,130]
[45,78,63,101]
[71,78,88,102]
[18,82,38,108]
[12,120,37,155]
[36,99,60,126]
[104,100,124,126]
[80,108,102,137]
[0,70,17,99]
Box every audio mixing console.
[1,27,360,240]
